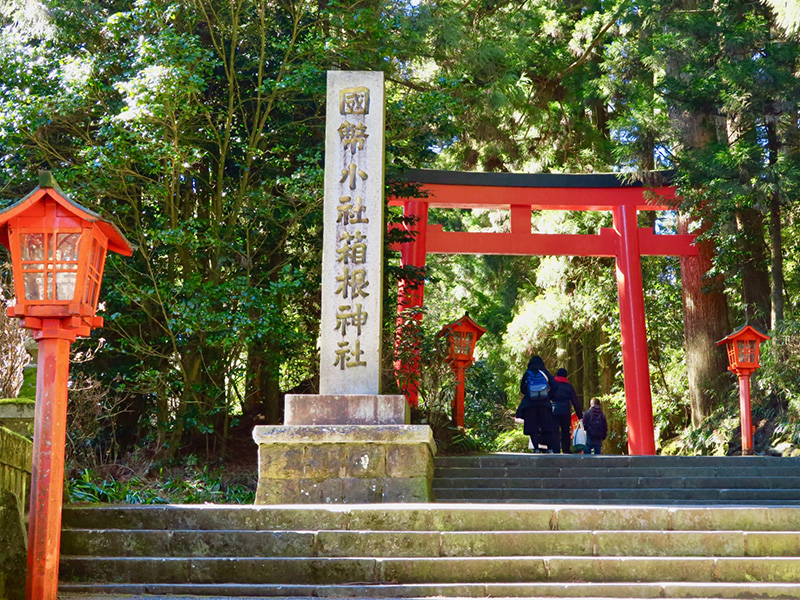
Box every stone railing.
[0,425,32,514]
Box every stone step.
[435,498,800,506]
[432,488,800,502]
[59,529,800,558]
[433,455,800,469]
[57,581,800,598]
[61,504,800,532]
[58,555,800,585]
[434,466,800,479]
[432,476,800,489]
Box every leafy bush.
[68,466,255,504]
[493,427,529,452]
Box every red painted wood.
[391,179,689,455]
[738,374,754,455]
[425,226,618,256]
[396,201,429,407]
[26,330,72,600]
[613,205,656,455]
[453,364,466,428]
[388,184,677,210]
[395,226,697,258]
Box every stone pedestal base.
[284,394,408,425]
[252,425,435,504]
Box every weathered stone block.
[345,444,386,478]
[441,531,591,558]
[382,477,430,502]
[0,490,26,600]
[188,557,378,585]
[431,507,553,532]
[170,530,315,558]
[304,445,346,480]
[670,507,799,532]
[60,556,191,584]
[341,477,382,503]
[285,394,409,425]
[253,424,435,504]
[594,531,744,558]
[258,444,304,479]
[379,556,548,584]
[60,529,171,558]
[299,478,343,503]
[589,556,714,582]
[714,557,800,583]
[386,444,433,478]
[555,506,670,531]
[347,507,437,531]
[316,530,440,557]
[255,478,299,504]
[745,532,800,557]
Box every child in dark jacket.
[551,368,583,453]
[582,398,608,455]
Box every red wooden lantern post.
[437,313,486,428]
[0,172,133,600]
[717,325,770,456]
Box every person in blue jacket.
[516,355,557,453]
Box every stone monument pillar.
[253,71,435,504]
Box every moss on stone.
[0,398,34,406]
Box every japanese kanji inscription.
[320,71,385,394]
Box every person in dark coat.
[582,398,608,455]
[516,355,557,453]
[551,368,583,453]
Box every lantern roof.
[716,324,771,346]
[0,171,134,256]
[437,312,487,339]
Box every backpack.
[525,370,550,400]
[584,409,605,438]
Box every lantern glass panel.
[82,239,104,308]
[20,233,46,300]
[18,231,82,301]
[726,343,737,366]
[55,232,80,300]
[453,331,474,356]
[736,339,757,364]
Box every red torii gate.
[389,169,698,456]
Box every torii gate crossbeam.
[389,169,698,456]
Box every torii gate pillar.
[613,204,656,455]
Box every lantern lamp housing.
[437,313,487,364]
[716,325,770,376]
[0,172,133,335]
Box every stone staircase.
[433,454,800,504]
[60,500,800,598]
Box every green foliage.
[759,319,800,414]
[493,427,530,453]
[463,360,516,450]
[68,467,255,504]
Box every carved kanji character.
[335,267,369,299]
[339,87,370,115]
[340,163,368,190]
[336,230,367,264]
[338,121,368,153]
[337,196,369,225]
[335,303,368,336]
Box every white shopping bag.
[572,422,587,448]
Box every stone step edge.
[57,581,800,599]
[59,555,800,585]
